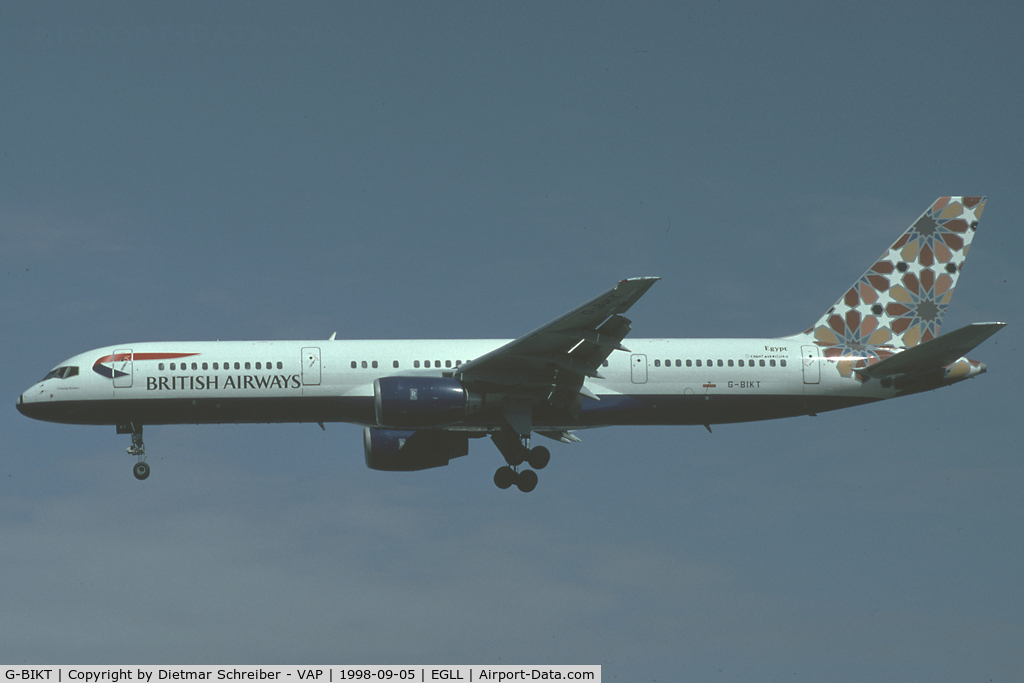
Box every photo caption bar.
[1,667,599,683]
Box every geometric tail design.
[804,196,986,349]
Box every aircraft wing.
[455,277,659,426]
[859,322,1006,378]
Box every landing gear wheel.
[494,466,515,489]
[527,445,550,470]
[133,461,151,481]
[516,469,538,493]
[503,449,525,467]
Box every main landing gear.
[120,423,150,480]
[491,431,550,493]
[493,464,539,492]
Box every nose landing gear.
[133,461,150,480]
[119,423,149,480]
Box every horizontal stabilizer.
[859,322,1006,378]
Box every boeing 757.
[17,197,1004,491]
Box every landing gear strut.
[121,423,149,480]
[490,432,549,492]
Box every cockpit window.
[42,366,79,381]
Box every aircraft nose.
[16,393,28,416]
[16,389,46,420]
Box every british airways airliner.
[17,197,1004,491]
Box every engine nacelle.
[374,376,480,428]
[363,427,469,471]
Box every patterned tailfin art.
[803,196,985,350]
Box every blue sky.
[2,2,1022,679]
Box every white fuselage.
[17,336,894,431]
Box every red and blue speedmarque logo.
[93,352,199,379]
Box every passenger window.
[446,360,452,368]
[202,362,208,370]
[213,363,219,370]
[414,361,420,368]
[696,360,701,367]
[654,359,661,367]
[361,361,367,369]
[191,362,197,370]
[686,359,692,367]
[244,362,251,370]
[170,363,176,371]
[351,361,357,369]
[770,359,776,367]
[372,361,378,369]
[435,360,441,367]
[424,360,431,368]
[728,360,734,367]
[717,359,723,367]
[159,363,165,371]
[675,360,681,367]
[277,362,283,369]
[780,359,787,367]
[393,361,399,368]
[759,360,766,367]
[738,360,744,367]
[234,362,240,370]
[256,362,262,370]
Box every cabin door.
[801,345,820,384]
[631,354,648,384]
[113,349,133,388]
[301,347,321,386]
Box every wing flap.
[859,322,1006,378]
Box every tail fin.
[802,196,986,348]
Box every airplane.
[16,196,1004,491]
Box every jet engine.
[363,427,469,471]
[373,376,482,429]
